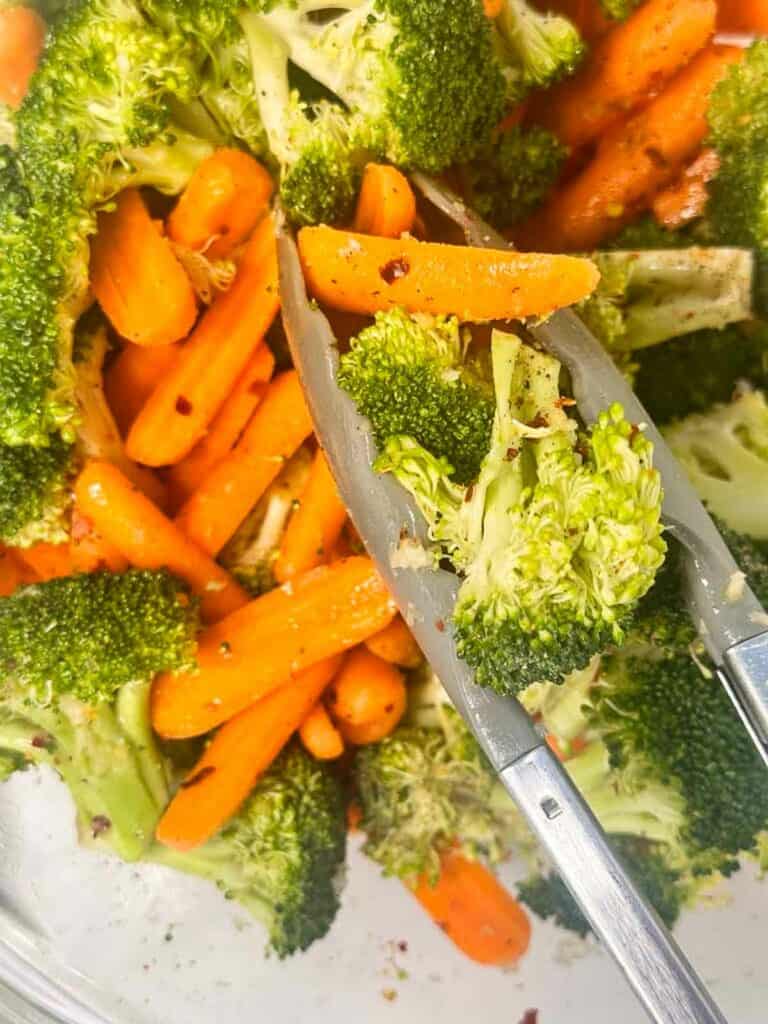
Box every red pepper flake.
[175,395,193,416]
[435,619,445,633]
[379,257,410,284]
[628,424,640,444]
[397,940,408,953]
[554,397,576,408]
[384,703,394,713]
[519,1012,538,1024]
[528,413,548,429]
[31,733,52,750]
[71,511,94,541]
[464,483,476,503]
[91,815,112,838]
[180,765,216,789]
[248,381,263,395]
[505,447,519,461]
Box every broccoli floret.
[378,330,666,691]
[461,124,568,231]
[579,248,754,353]
[664,389,768,540]
[150,742,346,957]
[338,308,494,484]
[0,436,75,547]
[633,322,768,425]
[0,569,199,704]
[609,217,704,252]
[491,0,585,102]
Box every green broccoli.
[150,742,346,957]
[609,216,705,252]
[378,330,666,691]
[579,248,754,353]
[491,0,585,101]
[461,124,568,231]
[633,321,768,425]
[599,0,643,20]
[0,436,75,547]
[664,389,768,540]
[338,308,494,484]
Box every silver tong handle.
[500,743,727,1024]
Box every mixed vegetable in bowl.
[0,0,767,972]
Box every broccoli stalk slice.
[492,0,585,101]
[580,248,755,352]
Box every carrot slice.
[0,6,46,110]
[174,370,314,556]
[365,615,423,668]
[126,214,280,467]
[167,149,274,261]
[15,543,75,582]
[151,557,397,739]
[353,164,417,239]
[155,655,342,851]
[75,461,249,624]
[327,647,406,728]
[533,0,716,150]
[412,852,531,967]
[167,343,275,507]
[517,45,744,251]
[105,342,182,436]
[298,226,599,320]
[90,189,198,348]
[273,448,347,583]
[651,147,719,229]
[299,701,345,761]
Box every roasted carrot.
[353,164,417,239]
[299,701,345,761]
[75,461,249,623]
[105,342,182,436]
[167,149,274,261]
[0,6,46,110]
[412,852,531,967]
[126,214,280,467]
[651,147,719,228]
[167,343,275,507]
[365,615,423,668]
[174,370,314,556]
[15,543,75,581]
[69,505,129,574]
[151,557,397,738]
[533,0,717,149]
[0,547,29,596]
[337,701,406,745]
[298,226,600,320]
[482,0,503,16]
[517,45,744,251]
[90,189,198,348]
[717,0,768,33]
[155,656,342,851]
[273,448,347,583]
[327,647,406,728]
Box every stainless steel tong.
[276,196,736,1024]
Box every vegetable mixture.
[0,0,767,967]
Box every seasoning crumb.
[91,814,111,838]
[379,257,409,284]
[382,988,398,1002]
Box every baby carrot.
[337,702,406,745]
[0,6,46,110]
[365,615,423,669]
[167,343,275,507]
[15,542,75,581]
[75,461,249,624]
[0,546,30,596]
[298,226,600,321]
[155,656,342,851]
[273,448,347,583]
[326,647,406,728]
[299,701,345,761]
[353,164,417,239]
[126,214,280,467]
[105,342,182,436]
[412,852,531,967]
[69,505,129,574]
[717,0,768,33]
[174,370,314,556]
[167,148,274,260]
[90,189,198,347]
[151,557,397,738]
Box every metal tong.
[276,199,733,1024]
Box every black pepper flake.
[397,940,408,953]
[644,146,668,169]
[219,640,232,656]
[399,526,409,541]
[180,765,217,789]
[379,257,410,284]
[91,814,112,838]
[175,395,193,416]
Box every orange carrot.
[365,615,423,669]
[105,342,182,436]
[126,214,280,467]
[15,543,75,582]
[347,801,363,832]
[299,701,345,761]
[327,647,406,728]
[298,226,599,321]
[353,164,417,239]
[75,461,249,624]
[651,147,719,228]
[482,0,503,16]
[155,656,342,851]
[151,557,397,739]
[174,370,314,556]
[273,448,347,583]
[412,852,531,967]
[517,45,744,251]
[337,702,406,745]
[0,547,29,596]
[717,0,768,33]
[167,149,274,261]
[90,189,198,347]
[167,343,275,507]
[0,6,46,110]
[533,0,717,149]
[69,505,129,574]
